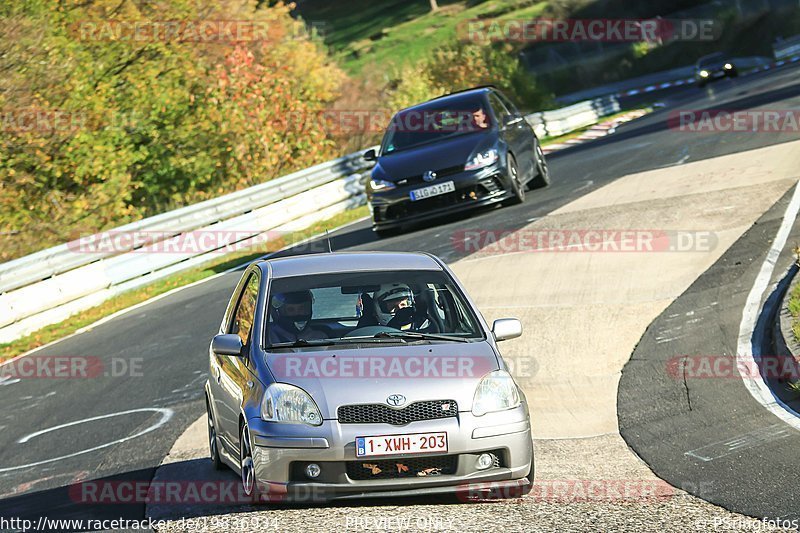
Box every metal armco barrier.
[774,35,800,61]
[0,94,621,344]
[0,150,375,344]
[526,96,620,138]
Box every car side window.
[229,273,260,346]
[496,92,520,116]
[488,93,510,124]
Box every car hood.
[265,341,499,419]
[376,131,494,181]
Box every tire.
[502,154,525,206]
[528,143,550,190]
[240,423,259,499]
[206,398,225,471]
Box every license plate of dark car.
[356,432,448,457]
[409,181,455,201]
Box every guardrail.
[526,96,620,138]
[0,94,621,344]
[774,35,800,61]
[0,149,376,344]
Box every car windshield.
[697,53,725,67]
[380,96,491,155]
[265,270,484,348]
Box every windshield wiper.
[267,339,337,349]
[268,336,408,349]
[373,331,470,343]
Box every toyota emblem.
[386,394,406,407]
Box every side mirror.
[212,334,244,356]
[363,148,377,161]
[492,318,522,342]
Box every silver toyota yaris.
[204,251,533,502]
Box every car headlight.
[472,370,520,416]
[261,383,323,426]
[699,70,709,78]
[465,149,499,171]
[369,178,396,191]
[724,63,732,70]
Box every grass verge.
[297,0,548,75]
[0,206,369,362]
[789,277,800,344]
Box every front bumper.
[368,165,512,230]
[696,66,735,83]
[246,405,533,502]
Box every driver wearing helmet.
[268,290,326,345]
[373,284,417,330]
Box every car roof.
[697,52,725,64]
[261,251,443,279]
[399,87,492,114]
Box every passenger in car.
[268,290,327,344]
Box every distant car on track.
[695,52,738,87]
[205,251,534,502]
[364,86,550,237]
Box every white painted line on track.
[0,408,174,473]
[736,181,800,431]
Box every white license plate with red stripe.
[355,432,448,457]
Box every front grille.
[397,165,464,186]
[338,400,458,426]
[347,454,458,480]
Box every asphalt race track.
[2,62,800,531]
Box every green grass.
[298,0,549,75]
[0,206,369,362]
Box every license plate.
[409,181,455,201]
[355,432,447,457]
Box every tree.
[0,0,345,261]
[429,0,439,12]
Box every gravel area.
[151,433,789,533]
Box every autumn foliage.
[0,0,343,261]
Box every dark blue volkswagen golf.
[364,86,550,236]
